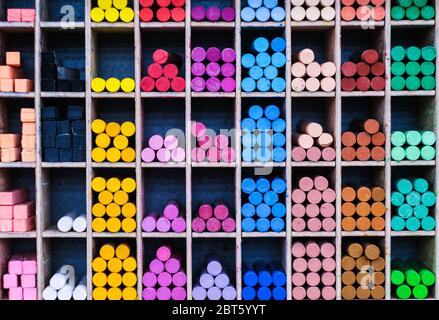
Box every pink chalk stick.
[221,63,235,77]
[141,147,156,162]
[191,122,206,138]
[306,146,322,162]
[21,9,35,22]
[13,215,36,232]
[8,255,23,274]
[292,204,305,218]
[307,258,322,272]
[322,258,336,272]
[191,77,206,92]
[191,147,206,162]
[0,206,13,219]
[292,272,306,286]
[206,217,221,232]
[172,287,187,300]
[165,257,181,274]
[321,242,335,258]
[321,272,336,286]
[206,62,221,77]
[191,47,207,62]
[213,204,229,220]
[307,218,322,232]
[292,217,306,231]
[307,189,322,204]
[299,177,313,192]
[307,287,321,300]
[322,147,336,161]
[199,204,213,220]
[3,274,18,288]
[0,189,28,205]
[322,218,336,231]
[142,213,158,232]
[292,189,306,204]
[221,147,236,162]
[156,245,172,262]
[149,135,164,150]
[7,9,21,22]
[206,77,221,92]
[322,286,336,300]
[171,147,186,162]
[171,217,186,233]
[313,176,329,191]
[157,148,171,162]
[149,259,165,274]
[221,217,236,232]
[9,287,23,300]
[306,272,321,286]
[305,204,319,218]
[292,258,307,272]
[21,274,36,288]
[157,272,173,287]
[320,203,335,217]
[156,217,171,232]
[191,62,206,76]
[157,286,172,300]
[163,202,179,220]
[142,272,157,287]
[23,255,36,275]
[292,242,306,258]
[173,271,187,287]
[292,287,306,300]
[164,135,179,150]
[198,134,214,150]
[206,6,221,21]
[292,146,307,161]
[206,47,221,62]
[207,147,221,162]
[221,78,236,92]
[142,287,157,300]
[322,188,336,203]
[222,48,236,63]
[192,217,206,232]
[215,134,229,150]
[0,219,13,232]
[222,7,235,22]
[13,201,35,219]
[23,287,37,300]
[306,242,321,258]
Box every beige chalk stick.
[291,62,307,77]
[291,6,306,21]
[305,77,320,92]
[291,78,306,92]
[297,48,315,65]
[321,77,336,92]
[306,62,322,78]
[321,62,336,77]
[306,6,321,21]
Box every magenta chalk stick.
[307,287,321,300]
[221,147,236,162]
[292,204,305,218]
[221,7,235,22]
[308,258,322,272]
[157,272,173,287]
[292,242,306,258]
[157,286,172,300]
[292,189,306,204]
[199,203,213,220]
[214,204,229,220]
[292,258,307,272]
[206,62,221,77]
[156,217,171,232]
[164,135,179,150]
[292,146,307,161]
[307,218,322,231]
[142,212,158,232]
[198,134,214,150]
[221,78,236,92]
[172,287,187,300]
[157,148,171,162]
[142,147,156,162]
[221,63,235,77]
[157,245,172,261]
[206,77,221,92]
[307,189,322,204]
[322,286,336,300]
[306,272,321,287]
[307,146,322,161]
[321,242,335,258]
[221,48,236,63]
[206,6,221,21]
[192,62,206,77]
[206,47,221,62]
[322,147,336,161]
[191,147,206,162]
[222,217,236,232]
[320,203,335,217]
[292,272,306,286]
[306,242,321,258]
[149,259,165,274]
[143,287,157,300]
[215,134,229,150]
[191,47,207,62]
[171,147,186,163]
[191,77,206,92]
[305,204,319,218]
[173,271,187,287]
[142,272,157,287]
[299,177,313,192]
[192,217,206,232]
[322,218,336,231]
[149,135,164,150]
[322,258,336,272]
[292,287,306,300]
[322,188,336,203]
[191,121,206,138]
[313,176,329,191]
[292,217,306,231]
[191,5,206,21]
[206,217,221,232]
[171,217,186,233]
[165,258,181,274]
[207,147,221,162]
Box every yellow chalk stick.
[105,7,120,22]
[122,272,137,287]
[122,287,137,300]
[90,7,105,22]
[106,177,121,193]
[92,257,107,273]
[122,218,136,233]
[92,203,106,217]
[120,121,135,137]
[93,287,107,300]
[120,77,135,91]
[113,0,128,10]
[100,244,116,260]
[107,273,122,288]
[106,122,121,137]
[92,272,107,287]
[106,77,121,92]
[107,217,122,232]
[107,287,122,300]
[92,147,107,162]
[108,258,123,273]
[121,203,136,218]
[116,243,130,260]
[91,119,106,134]
[122,256,137,272]
[91,176,107,192]
[113,135,129,150]
[114,190,129,205]
[98,0,113,10]
[121,177,136,193]
[121,147,136,163]
[91,77,106,92]
[98,190,113,205]
[106,203,121,218]
[92,217,107,232]
[106,147,121,162]
[96,133,111,148]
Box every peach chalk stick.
[321,77,336,92]
[317,133,333,147]
[13,215,36,232]
[0,134,21,148]
[306,62,321,78]
[300,122,322,138]
[0,189,28,205]
[21,135,36,149]
[291,78,306,92]
[296,49,314,65]
[0,66,21,79]
[291,6,306,22]
[291,62,306,77]
[6,52,21,68]
[0,79,14,92]
[22,122,35,135]
[305,77,320,92]
[1,148,21,162]
[293,133,314,149]
[20,108,35,123]
[14,79,33,93]
[21,149,36,162]
[13,201,35,219]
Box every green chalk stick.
[391,269,406,285]
[392,76,406,90]
[392,6,406,20]
[406,76,421,90]
[406,191,421,206]
[406,269,421,286]
[413,178,429,193]
[420,61,435,76]
[396,178,413,194]
[413,284,428,299]
[391,131,407,147]
[405,130,422,146]
[421,145,435,160]
[421,131,436,146]
[396,284,412,299]
[406,216,421,231]
[406,6,421,20]
[391,216,406,231]
[420,269,436,286]
[421,6,435,20]
[391,61,406,76]
[421,191,436,207]
[414,204,429,218]
[421,76,436,90]
[407,46,421,61]
[399,203,414,218]
[399,0,413,8]
[421,216,436,231]
[413,0,427,7]
[392,146,406,161]
[406,61,421,76]
[391,46,406,62]
[405,146,421,160]
[392,191,406,206]
[421,46,436,61]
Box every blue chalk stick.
[43,135,56,148]
[242,133,256,148]
[257,78,271,92]
[242,177,256,194]
[44,148,59,162]
[242,286,256,300]
[256,117,271,130]
[272,133,286,147]
[242,203,256,218]
[71,120,86,134]
[243,270,258,287]
[43,121,57,134]
[56,134,72,148]
[57,121,71,134]
[241,118,256,131]
[252,37,269,53]
[256,203,271,218]
[271,178,286,193]
[255,7,270,22]
[256,177,271,193]
[67,106,84,120]
[264,65,278,80]
[242,148,256,162]
[241,77,257,92]
[271,37,286,52]
[249,65,264,80]
[256,132,272,147]
[255,266,272,287]
[272,286,286,300]
[264,0,278,9]
[242,217,256,232]
[272,203,286,218]
[73,148,85,162]
[256,52,271,67]
[256,147,272,162]
[241,7,256,22]
[249,191,263,205]
[248,0,263,9]
[42,106,58,120]
[270,264,286,286]
[249,105,264,120]
[60,148,73,162]
[271,77,286,92]
[271,52,286,67]
[263,191,278,206]
[271,217,285,232]
[272,147,286,162]
[73,134,86,148]
[265,105,280,120]
[256,217,271,232]
[272,118,286,132]
[242,53,256,68]
[257,286,272,300]
[271,7,286,22]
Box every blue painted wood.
[341,97,380,132]
[192,98,234,133]
[97,34,134,79]
[45,0,85,21]
[391,96,434,131]
[96,98,135,123]
[10,168,36,202]
[5,33,34,79]
[5,0,35,9]
[50,239,86,279]
[193,0,234,8]
[143,99,185,141]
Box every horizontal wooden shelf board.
[142,232,186,238]
[341,231,386,237]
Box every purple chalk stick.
[200,273,215,288]
[206,6,221,22]
[206,62,221,77]
[221,77,236,92]
[157,286,172,300]
[191,62,206,76]
[163,202,179,220]
[156,217,171,232]
[142,287,156,300]
[206,47,221,62]
[172,287,187,300]
[141,147,156,162]
[165,257,181,274]
[222,48,236,63]
[142,212,158,232]
[142,272,157,287]
[221,7,235,22]
[214,273,230,288]
[171,217,186,233]
[149,259,165,274]
[191,5,206,21]
[157,272,173,287]
[173,271,187,287]
[191,47,207,62]
[157,245,172,261]
[192,285,207,300]
[221,63,235,77]
[207,259,222,276]
[207,286,222,300]
[191,77,206,92]
[206,77,221,92]
[156,148,171,162]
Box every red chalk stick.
[371,62,385,76]
[356,62,370,77]
[156,77,171,92]
[362,49,379,64]
[341,77,356,92]
[157,8,171,22]
[140,8,154,22]
[341,62,357,77]
[140,0,154,7]
[153,49,180,65]
[157,0,171,7]
[141,76,155,92]
[171,77,185,92]
[171,7,186,22]
[371,76,385,91]
[371,6,385,21]
[163,64,179,79]
[356,6,371,21]
[172,0,186,6]
[147,63,163,79]
[356,77,371,91]
[341,6,356,21]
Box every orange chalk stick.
[14,79,33,92]
[6,52,21,68]
[21,135,36,149]
[371,216,385,231]
[0,134,21,148]
[356,216,371,231]
[1,148,21,162]
[371,187,385,202]
[357,186,371,202]
[0,79,14,92]
[341,147,356,161]
[22,122,35,135]
[20,108,36,123]
[21,148,36,162]
[342,217,356,231]
[0,66,21,79]
[342,186,356,202]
